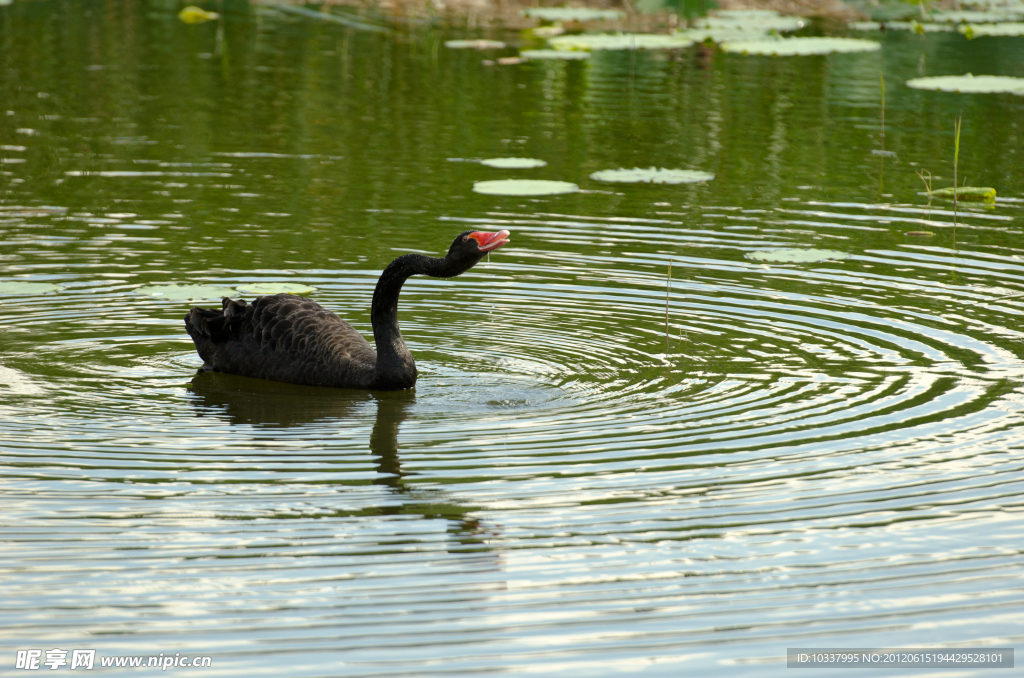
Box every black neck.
[370,253,451,389]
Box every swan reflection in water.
[186,371,497,550]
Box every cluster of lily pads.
[849,2,1024,36]
[448,5,1024,93]
[847,0,1024,94]
[0,281,317,301]
[470,158,714,196]
[447,8,886,61]
[544,8,885,56]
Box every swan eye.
[462,235,469,242]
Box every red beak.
[468,230,510,253]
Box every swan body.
[184,229,510,390]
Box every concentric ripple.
[3,199,1024,675]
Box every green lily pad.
[933,9,1023,22]
[136,284,236,300]
[445,39,506,49]
[480,157,548,169]
[519,49,592,60]
[235,283,317,296]
[906,74,1024,94]
[549,33,695,50]
[929,187,997,203]
[722,36,882,55]
[590,167,714,184]
[960,21,1024,35]
[0,281,63,295]
[848,21,885,30]
[473,179,579,196]
[848,20,955,31]
[694,14,807,32]
[747,248,850,263]
[715,9,787,19]
[522,7,624,21]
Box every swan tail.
[184,298,250,362]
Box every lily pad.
[480,157,548,169]
[747,248,850,263]
[716,9,788,19]
[445,39,506,49]
[136,284,236,301]
[522,7,624,21]
[933,9,1023,22]
[960,21,1024,36]
[519,49,592,60]
[722,37,882,55]
[178,6,219,23]
[694,14,807,32]
[235,283,317,296]
[849,20,955,32]
[590,167,714,184]
[531,26,566,38]
[929,186,997,203]
[905,74,1024,94]
[549,33,695,50]
[0,281,63,295]
[473,179,579,196]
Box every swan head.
[445,229,510,273]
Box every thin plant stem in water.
[877,72,887,195]
[665,259,672,351]
[953,114,961,247]
[879,72,885,153]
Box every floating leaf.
[693,14,807,32]
[722,37,882,55]
[178,6,220,23]
[930,186,997,203]
[480,157,548,169]
[136,284,235,300]
[549,33,695,50]
[848,20,954,31]
[747,248,850,263]
[959,21,1024,35]
[445,39,506,49]
[933,9,1023,22]
[522,7,624,21]
[905,231,934,236]
[906,74,1024,94]
[519,49,591,60]
[0,281,63,295]
[473,179,579,196]
[235,283,317,296]
[716,9,787,19]
[531,26,565,38]
[590,167,714,184]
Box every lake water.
[2,1,1023,675]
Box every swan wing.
[185,293,377,388]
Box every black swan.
[184,229,510,390]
